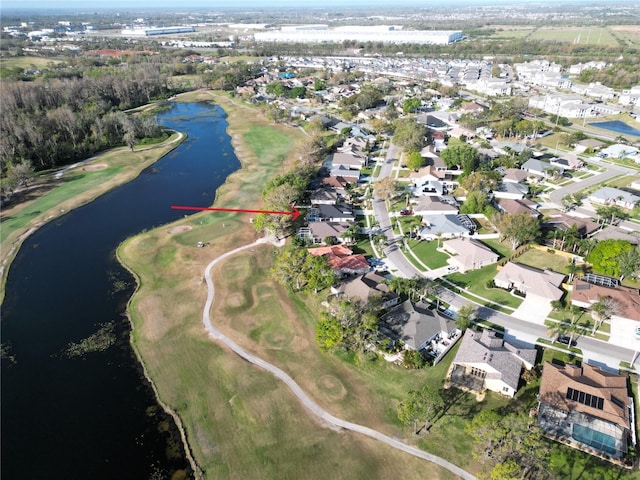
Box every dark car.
[400,209,413,216]
[557,335,577,347]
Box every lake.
[1,102,240,479]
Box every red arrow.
[171,204,301,221]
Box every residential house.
[494,262,565,303]
[327,165,360,183]
[330,272,399,309]
[600,144,639,159]
[521,158,564,179]
[325,151,367,170]
[550,156,584,171]
[448,329,536,398]
[575,138,605,153]
[493,141,529,157]
[542,214,600,238]
[410,196,459,216]
[310,187,340,205]
[588,187,640,210]
[591,226,640,246]
[308,245,370,277]
[298,221,350,245]
[495,198,540,218]
[619,86,640,106]
[502,168,531,184]
[442,238,499,273]
[308,203,355,223]
[537,362,634,462]
[418,214,474,241]
[410,166,446,196]
[571,278,640,349]
[379,300,460,357]
[493,181,529,200]
[461,101,484,114]
[447,126,476,140]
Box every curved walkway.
[201,236,476,480]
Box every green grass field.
[0,55,63,70]
[529,27,619,47]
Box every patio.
[447,363,485,393]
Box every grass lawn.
[406,239,450,269]
[446,264,523,310]
[0,55,63,70]
[529,27,619,47]
[478,238,512,258]
[0,131,184,300]
[515,248,570,274]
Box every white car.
[446,266,458,272]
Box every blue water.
[572,423,619,457]
[588,120,640,137]
[1,102,240,479]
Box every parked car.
[446,266,458,272]
[557,335,577,347]
[400,209,413,216]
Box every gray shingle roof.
[453,329,536,391]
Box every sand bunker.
[83,164,108,171]
[167,226,192,234]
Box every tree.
[460,171,500,194]
[403,98,422,114]
[460,190,491,215]
[405,150,425,171]
[317,298,379,355]
[271,246,335,293]
[397,385,443,434]
[587,239,633,277]
[373,177,399,206]
[595,205,629,226]
[591,296,621,334]
[619,247,640,280]
[392,118,426,152]
[455,304,476,331]
[7,160,35,190]
[467,411,549,479]
[492,212,540,250]
[440,144,478,176]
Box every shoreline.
[0,129,186,302]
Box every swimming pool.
[572,423,619,457]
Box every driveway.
[510,297,552,325]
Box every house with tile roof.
[494,262,565,303]
[379,300,460,357]
[308,245,370,277]
[330,272,399,309]
[442,238,499,273]
[448,329,536,398]
[537,362,634,463]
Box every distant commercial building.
[121,26,195,36]
[254,25,463,45]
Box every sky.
[0,0,599,12]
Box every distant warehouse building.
[121,26,195,36]
[254,25,463,45]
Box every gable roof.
[380,300,456,350]
[539,362,630,429]
[411,196,459,213]
[452,329,536,391]
[420,214,472,236]
[494,262,565,301]
[495,198,539,216]
[589,187,640,205]
[502,168,531,183]
[308,245,369,272]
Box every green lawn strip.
[537,338,582,357]
[479,238,512,258]
[243,124,292,163]
[446,264,523,310]
[406,239,449,269]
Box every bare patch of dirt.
[168,225,192,234]
[83,163,108,171]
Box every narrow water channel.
[1,102,240,479]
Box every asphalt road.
[201,236,476,480]
[371,143,639,372]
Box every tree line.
[0,64,172,178]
